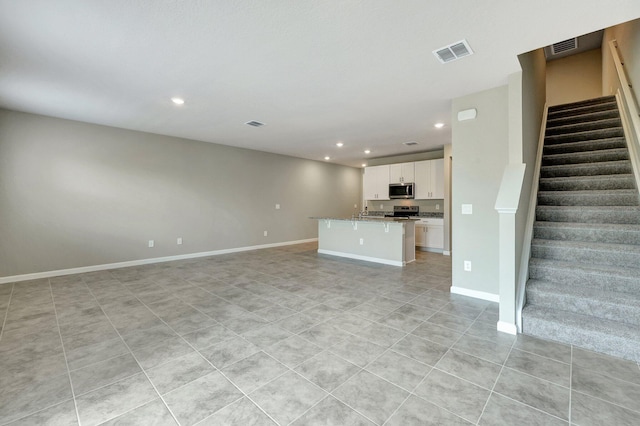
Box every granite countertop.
[310,216,420,222]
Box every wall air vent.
[245,120,265,127]
[551,38,578,55]
[403,141,418,146]
[433,39,473,64]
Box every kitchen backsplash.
[364,198,444,214]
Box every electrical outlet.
[464,261,472,271]
[354,204,358,208]
[359,238,364,245]
[380,204,383,209]
[436,204,440,210]
[177,237,183,245]
[148,240,154,248]
[264,230,268,237]
[462,204,473,215]
[275,204,280,210]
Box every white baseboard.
[450,286,499,303]
[497,321,517,335]
[317,249,404,267]
[0,238,318,284]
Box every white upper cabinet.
[363,165,390,200]
[389,162,415,184]
[415,158,444,199]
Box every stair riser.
[548,103,618,120]
[546,119,622,137]
[540,162,632,178]
[522,315,640,362]
[533,226,640,245]
[548,97,617,113]
[547,110,620,128]
[542,150,629,166]
[531,244,640,269]
[536,207,640,224]
[538,176,636,191]
[526,289,640,327]
[537,192,639,206]
[529,263,640,294]
[543,138,627,155]
[545,128,624,144]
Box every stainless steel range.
[385,206,419,218]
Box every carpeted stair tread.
[541,148,629,166]
[543,137,627,155]
[528,257,640,294]
[531,238,640,269]
[545,118,622,137]
[547,102,618,120]
[521,305,640,361]
[544,128,624,144]
[540,160,633,178]
[526,279,640,326]
[533,221,640,244]
[538,174,636,191]
[548,96,617,113]
[524,95,640,362]
[549,96,616,113]
[546,110,620,128]
[536,205,640,224]
[537,189,639,206]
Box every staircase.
[522,96,640,362]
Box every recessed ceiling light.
[403,141,418,146]
[434,122,445,128]
[336,142,344,147]
[171,97,185,105]
[361,163,367,167]
[245,120,265,127]
[364,150,371,154]
[324,156,330,161]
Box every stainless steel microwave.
[389,183,414,199]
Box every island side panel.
[403,221,416,264]
[317,219,404,266]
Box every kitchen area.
[312,154,449,266]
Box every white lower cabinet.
[415,218,444,252]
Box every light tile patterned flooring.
[1,242,640,425]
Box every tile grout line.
[48,278,82,426]
[474,326,517,425]
[323,303,480,425]
[569,345,573,425]
[80,277,183,426]
[0,283,15,344]
[119,277,283,426]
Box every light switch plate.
[461,204,473,215]
[275,204,280,210]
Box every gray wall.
[515,49,547,284]
[546,49,602,106]
[0,109,362,277]
[451,85,510,296]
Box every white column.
[494,164,526,335]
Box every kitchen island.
[311,216,417,266]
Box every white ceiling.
[1,1,639,168]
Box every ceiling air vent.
[403,141,418,146]
[433,39,473,64]
[551,38,578,55]
[245,120,265,127]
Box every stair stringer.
[515,104,548,332]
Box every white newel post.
[494,164,526,335]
